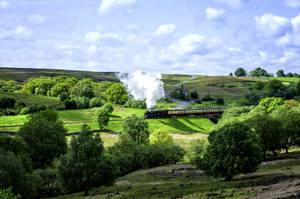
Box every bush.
[0,153,39,199]
[190,91,199,99]
[34,168,60,197]
[94,107,110,129]
[150,130,173,146]
[59,93,69,102]
[108,140,185,175]
[195,99,202,104]
[202,94,214,101]
[74,97,89,109]
[0,97,15,109]
[201,121,262,181]
[20,104,47,115]
[102,103,114,114]
[216,98,225,105]
[124,100,147,109]
[89,97,105,108]
[0,187,21,199]
[186,139,207,164]
[64,99,77,109]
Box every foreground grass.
[49,153,300,199]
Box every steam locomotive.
[144,108,225,119]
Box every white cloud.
[153,24,176,37]
[98,0,136,14]
[255,13,290,36]
[206,7,226,20]
[285,0,300,8]
[0,1,9,8]
[213,0,244,8]
[28,14,45,24]
[169,34,223,55]
[84,32,101,43]
[0,26,31,40]
[276,33,292,46]
[291,13,300,32]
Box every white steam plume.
[118,71,165,109]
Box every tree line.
[232,67,300,78]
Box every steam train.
[144,108,226,119]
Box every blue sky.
[0,0,300,75]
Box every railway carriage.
[144,108,225,119]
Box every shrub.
[201,121,262,181]
[186,139,207,164]
[0,97,15,109]
[89,97,105,108]
[0,187,21,199]
[202,94,214,101]
[190,91,199,99]
[216,98,225,105]
[0,153,39,199]
[34,168,59,197]
[64,99,77,109]
[102,103,114,114]
[125,100,147,109]
[195,99,202,104]
[74,97,90,109]
[59,93,69,102]
[150,130,173,146]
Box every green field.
[0,107,215,150]
[0,92,63,107]
[265,77,300,83]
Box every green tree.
[249,67,269,77]
[71,79,94,99]
[258,97,284,113]
[201,121,262,181]
[18,109,67,168]
[57,124,119,196]
[105,83,128,105]
[186,139,207,164]
[296,81,300,96]
[150,130,173,146]
[0,134,32,172]
[234,67,247,77]
[0,153,39,199]
[94,107,110,129]
[272,106,300,153]
[246,111,284,159]
[0,187,21,199]
[276,69,285,77]
[120,114,150,144]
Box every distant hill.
[0,67,119,83]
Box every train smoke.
[118,71,165,109]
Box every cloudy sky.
[0,0,300,75]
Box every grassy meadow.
[49,152,300,199]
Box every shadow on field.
[159,118,202,133]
